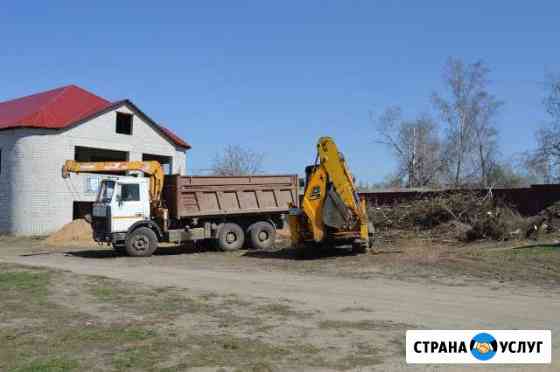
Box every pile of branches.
[368,191,546,242]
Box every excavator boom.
[317,137,362,228]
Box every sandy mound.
[47,219,95,245]
[276,227,292,240]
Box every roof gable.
[0,85,190,149]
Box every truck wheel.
[125,227,158,257]
[248,221,276,250]
[216,223,245,251]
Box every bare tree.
[375,106,441,188]
[523,74,560,183]
[211,145,264,176]
[486,162,528,187]
[525,73,560,182]
[544,72,560,122]
[472,97,502,186]
[433,58,502,186]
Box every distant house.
[0,85,190,235]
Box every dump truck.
[62,160,298,256]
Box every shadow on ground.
[65,242,213,259]
[243,244,360,260]
[63,240,367,261]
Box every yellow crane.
[62,160,165,216]
[288,137,373,254]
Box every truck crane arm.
[62,160,165,209]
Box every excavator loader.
[288,137,374,254]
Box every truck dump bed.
[163,175,299,219]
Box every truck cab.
[92,176,151,244]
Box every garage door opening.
[142,153,172,174]
[73,201,93,220]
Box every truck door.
[111,181,149,233]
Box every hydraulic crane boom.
[62,160,165,211]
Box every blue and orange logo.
[470,333,497,361]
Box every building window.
[116,112,133,135]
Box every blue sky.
[1,1,558,182]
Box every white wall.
[0,104,188,235]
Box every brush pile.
[368,191,549,242]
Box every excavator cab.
[289,137,373,254]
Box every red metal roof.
[0,85,190,149]
[156,125,190,149]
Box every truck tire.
[125,227,158,257]
[248,221,276,250]
[216,223,245,251]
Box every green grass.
[62,326,157,344]
[9,357,79,372]
[0,270,50,299]
[87,277,211,317]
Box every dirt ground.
[0,235,559,371]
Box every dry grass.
[0,263,389,371]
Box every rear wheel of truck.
[248,221,276,250]
[125,227,158,257]
[216,223,245,251]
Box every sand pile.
[46,219,95,245]
[276,227,292,240]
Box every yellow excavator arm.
[317,137,362,226]
[62,160,165,209]
[289,137,371,252]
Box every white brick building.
[0,85,190,235]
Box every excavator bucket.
[322,185,354,229]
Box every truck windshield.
[97,181,115,203]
